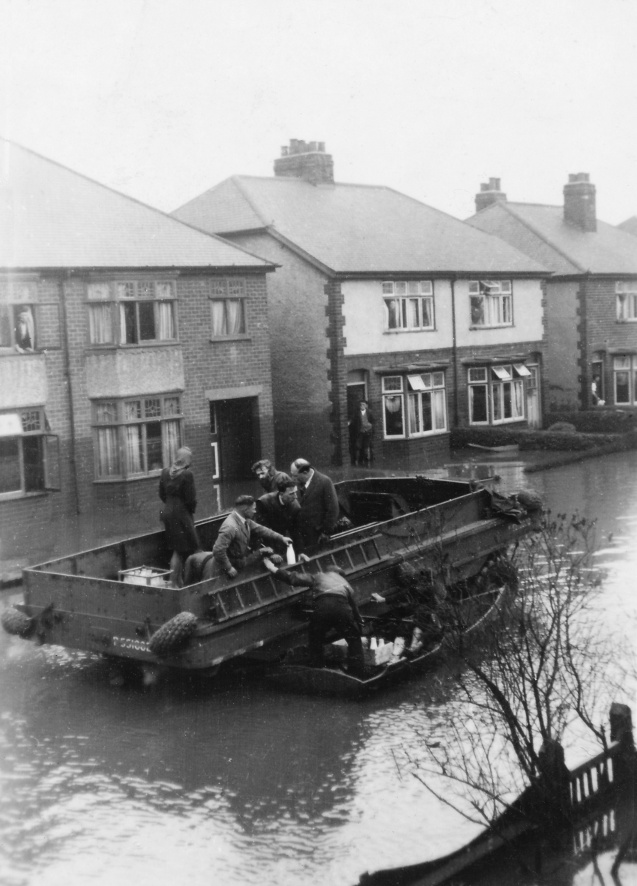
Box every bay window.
[469,280,512,327]
[87,280,176,345]
[469,365,526,425]
[407,373,447,435]
[0,408,59,498]
[383,281,434,331]
[93,395,183,479]
[613,356,637,405]
[382,372,448,439]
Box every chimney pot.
[475,178,507,213]
[274,139,334,185]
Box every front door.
[526,365,541,428]
[212,397,258,482]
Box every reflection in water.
[1,452,637,886]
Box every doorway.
[209,397,259,482]
[347,371,368,466]
[526,365,541,428]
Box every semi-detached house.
[0,137,275,562]
[173,140,549,469]
[468,174,637,413]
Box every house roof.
[0,137,271,271]
[172,176,548,276]
[467,201,637,276]
[618,216,637,238]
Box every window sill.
[209,335,252,342]
[93,473,162,484]
[0,489,50,502]
[383,328,435,335]
[87,341,179,350]
[469,324,514,331]
[406,430,449,438]
[616,319,637,324]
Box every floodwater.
[1,451,637,886]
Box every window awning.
[513,364,532,377]
[492,366,512,381]
[407,374,426,391]
[0,414,22,437]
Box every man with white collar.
[290,458,340,550]
[212,495,292,579]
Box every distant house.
[467,174,637,413]
[0,137,275,561]
[173,140,548,468]
[618,216,637,238]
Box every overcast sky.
[2,0,636,224]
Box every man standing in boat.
[290,459,340,549]
[256,474,303,555]
[252,459,286,493]
[264,560,365,675]
[212,495,292,579]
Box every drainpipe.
[450,277,459,428]
[59,272,80,514]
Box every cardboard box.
[118,566,171,587]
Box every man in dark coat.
[158,446,200,587]
[264,560,364,674]
[349,400,374,466]
[289,459,340,549]
[256,474,303,554]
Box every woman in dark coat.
[159,446,200,587]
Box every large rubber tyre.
[149,612,198,657]
[1,607,35,639]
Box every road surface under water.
[1,451,636,886]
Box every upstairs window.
[0,408,59,499]
[210,279,247,337]
[0,304,36,352]
[469,280,512,327]
[382,281,434,331]
[87,280,177,346]
[616,282,637,321]
[92,395,183,480]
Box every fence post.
[610,703,637,869]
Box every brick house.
[467,174,637,413]
[0,137,275,562]
[173,140,548,469]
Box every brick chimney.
[274,139,334,185]
[563,172,596,232]
[475,177,507,213]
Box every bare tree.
[401,512,632,833]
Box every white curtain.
[125,426,142,474]
[432,390,446,430]
[407,393,419,434]
[226,299,243,334]
[157,302,175,340]
[406,298,419,328]
[163,421,180,467]
[89,304,113,344]
[211,301,226,336]
[513,380,524,418]
[421,299,432,328]
[96,428,120,477]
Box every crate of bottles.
[118,565,171,587]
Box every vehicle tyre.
[1,607,35,638]
[148,612,198,657]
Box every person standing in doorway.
[350,400,374,466]
[159,446,201,587]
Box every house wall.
[223,232,334,468]
[581,277,637,408]
[0,270,275,563]
[544,281,579,411]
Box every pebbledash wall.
[0,270,275,563]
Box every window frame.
[86,279,178,347]
[92,394,184,481]
[616,281,637,322]
[406,372,448,436]
[468,364,526,425]
[0,408,59,500]
[209,278,249,339]
[613,355,637,405]
[469,280,513,328]
[382,375,406,439]
[382,281,435,332]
